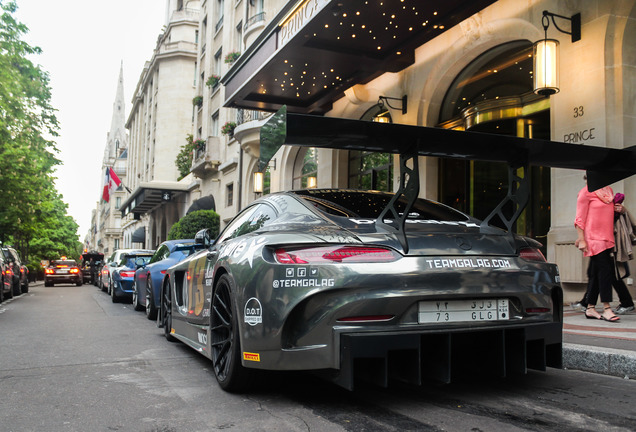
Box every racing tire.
[44,281,53,287]
[211,274,253,393]
[160,280,176,342]
[21,280,28,293]
[5,284,13,300]
[132,281,144,311]
[145,277,158,320]
[76,280,83,286]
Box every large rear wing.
[260,106,636,251]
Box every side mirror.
[194,228,211,248]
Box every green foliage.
[168,210,220,241]
[175,134,195,180]
[206,74,220,88]
[224,51,240,64]
[192,95,203,107]
[0,2,81,271]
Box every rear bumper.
[45,275,81,284]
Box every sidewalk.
[563,303,636,379]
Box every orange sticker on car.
[243,352,260,362]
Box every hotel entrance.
[437,41,551,245]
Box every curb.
[563,343,636,379]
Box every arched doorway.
[438,41,551,244]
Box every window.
[217,204,277,243]
[214,49,222,76]
[114,239,120,250]
[115,197,121,209]
[226,183,234,207]
[211,112,219,136]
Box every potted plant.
[221,121,237,137]
[224,51,240,64]
[206,74,220,88]
[192,96,203,107]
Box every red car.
[44,259,82,287]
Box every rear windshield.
[120,255,152,267]
[293,190,468,221]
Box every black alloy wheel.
[146,276,158,320]
[133,280,144,311]
[210,274,251,392]
[161,279,176,342]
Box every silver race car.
[158,107,636,392]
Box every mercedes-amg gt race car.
[158,189,562,391]
[157,107,636,392]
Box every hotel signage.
[278,0,329,48]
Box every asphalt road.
[1,283,635,432]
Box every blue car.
[109,250,153,303]
[133,239,205,319]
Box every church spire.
[105,62,127,163]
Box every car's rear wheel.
[21,279,28,293]
[211,274,252,392]
[146,276,157,320]
[110,280,119,303]
[132,280,144,311]
[161,280,176,342]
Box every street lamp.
[533,10,581,95]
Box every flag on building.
[102,167,122,203]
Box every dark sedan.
[133,239,205,320]
[44,259,82,287]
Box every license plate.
[418,299,509,323]
[57,269,68,274]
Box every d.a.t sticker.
[244,297,263,326]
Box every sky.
[14,0,167,240]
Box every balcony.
[169,8,199,24]
[244,12,266,48]
[233,109,272,157]
[191,136,222,178]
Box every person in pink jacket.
[575,181,622,322]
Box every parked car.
[44,259,82,287]
[107,249,153,303]
[80,251,104,285]
[158,189,562,392]
[0,247,13,302]
[2,246,28,295]
[133,239,206,319]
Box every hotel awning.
[223,0,496,114]
[120,181,191,217]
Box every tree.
[168,210,220,240]
[0,2,80,271]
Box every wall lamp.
[533,10,581,95]
[253,158,276,194]
[378,95,407,115]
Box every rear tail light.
[120,271,135,278]
[519,247,546,262]
[45,268,54,275]
[5,269,12,276]
[275,246,400,264]
[70,268,80,274]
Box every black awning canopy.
[187,195,216,214]
[223,0,497,114]
[120,182,191,217]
